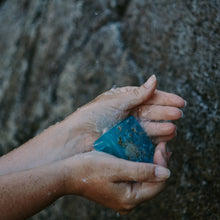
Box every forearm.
[0,114,83,175]
[0,161,65,220]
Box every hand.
[0,75,184,175]
[63,75,185,156]
[63,142,171,214]
[0,142,171,219]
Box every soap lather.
[93,116,155,163]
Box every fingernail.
[144,75,156,89]
[181,110,184,118]
[184,100,187,107]
[155,167,171,179]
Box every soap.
[93,116,155,163]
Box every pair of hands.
[0,75,185,218]
[60,75,185,214]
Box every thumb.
[112,160,170,183]
[118,75,157,110]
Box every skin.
[0,143,170,219]
[0,75,185,175]
[0,75,185,219]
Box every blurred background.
[0,0,219,219]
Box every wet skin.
[0,75,185,219]
[0,75,185,175]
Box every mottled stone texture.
[0,0,219,219]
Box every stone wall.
[0,0,219,219]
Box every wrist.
[60,112,95,155]
[40,113,86,161]
[61,156,82,196]
[40,161,68,199]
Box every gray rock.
[0,0,219,219]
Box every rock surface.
[0,0,219,219]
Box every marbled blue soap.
[94,116,155,163]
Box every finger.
[115,75,157,110]
[133,181,166,204]
[153,143,168,167]
[136,105,183,121]
[152,133,176,144]
[140,122,176,136]
[117,181,166,214]
[154,149,167,167]
[112,160,170,183]
[146,90,186,108]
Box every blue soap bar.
[93,116,155,163]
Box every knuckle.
[136,164,148,180]
[133,88,141,98]
[140,164,155,180]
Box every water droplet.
[82,178,87,183]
